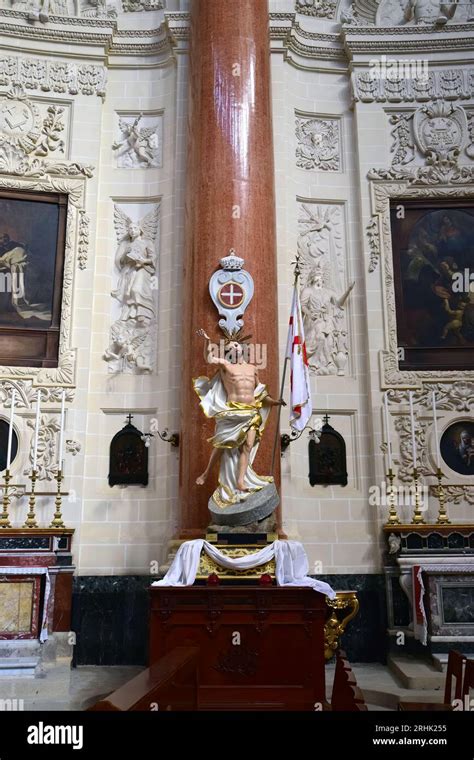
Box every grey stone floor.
[0,660,448,711]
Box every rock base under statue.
[208,482,279,527]
[207,515,276,535]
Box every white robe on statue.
[193,372,274,507]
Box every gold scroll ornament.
[196,545,276,580]
[324,590,359,661]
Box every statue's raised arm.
[196,328,228,366]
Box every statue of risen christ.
[194,329,284,507]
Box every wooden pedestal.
[149,586,327,711]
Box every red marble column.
[179,0,281,538]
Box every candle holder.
[23,469,38,528]
[385,468,401,525]
[50,469,65,529]
[434,467,450,525]
[0,468,12,528]
[411,467,425,525]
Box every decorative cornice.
[165,11,345,59]
[165,12,189,41]
[346,36,474,53]
[293,22,341,43]
[109,38,170,56]
[163,11,189,21]
[269,13,296,21]
[0,7,115,28]
[344,21,474,36]
[115,25,165,37]
[269,25,292,41]
[0,19,112,46]
[0,15,175,66]
[288,37,346,60]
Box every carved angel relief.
[104,205,160,375]
[297,203,354,376]
[113,114,162,169]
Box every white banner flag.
[286,286,312,432]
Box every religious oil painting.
[390,200,474,371]
[440,420,474,477]
[0,189,68,368]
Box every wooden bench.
[88,646,199,712]
[330,649,367,711]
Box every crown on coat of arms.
[220,249,244,271]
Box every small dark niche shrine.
[308,414,348,487]
[108,414,148,487]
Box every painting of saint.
[0,197,62,327]
[441,421,474,476]
[0,190,67,368]
[390,202,474,370]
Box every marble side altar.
[0,528,75,679]
[384,524,474,657]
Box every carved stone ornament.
[0,381,75,408]
[77,209,90,270]
[208,250,255,338]
[24,414,60,480]
[0,382,76,478]
[121,0,164,11]
[344,0,474,26]
[295,0,337,19]
[66,438,81,455]
[104,204,160,374]
[388,388,474,506]
[414,101,468,160]
[295,116,340,172]
[0,84,65,160]
[0,56,107,100]
[352,69,474,105]
[0,96,91,386]
[0,0,117,23]
[372,102,474,186]
[297,203,353,376]
[113,113,162,169]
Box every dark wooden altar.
[149,586,327,711]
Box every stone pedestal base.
[208,483,279,527]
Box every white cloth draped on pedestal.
[152,539,336,599]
